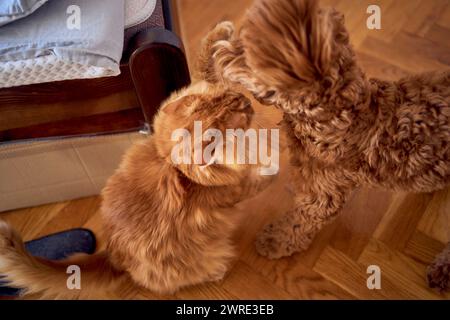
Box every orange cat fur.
[0,36,274,299]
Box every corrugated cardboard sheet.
[0,132,145,212]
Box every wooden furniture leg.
[129,29,191,130]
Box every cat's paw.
[209,271,227,283]
[255,222,312,259]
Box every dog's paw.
[206,22,235,59]
[255,222,312,259]
[427,243,450,293]
[209,21,235,42]
[255,223,294,259]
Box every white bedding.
[0,0,157,89]
[0,55,118,88]
[125,0,157,28]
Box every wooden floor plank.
[1,202,69,241]
[373,192,433,250]
[176,283,238,300]
[369,0,423,42]
[313,246,397,299]
[241,246,355,299]
[425,23,450,47]
[356,52,411,81]
[218,261,292,300]
[358,239,447,300]
[330,188,392,260]
[404,230,446,265]
[417,187,450,243]
[358,36,449,73]
[402,0,449,37]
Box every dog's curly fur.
[206,0,450,259]
[427,242,450,293]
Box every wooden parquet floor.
[1,0,449,299]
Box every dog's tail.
[0,221,126,299]
[240,0,353,90]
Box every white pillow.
[0,0,49,26]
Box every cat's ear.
[162,95,197,115]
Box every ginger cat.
[0,34,275,298]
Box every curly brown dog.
[204,0,450,259]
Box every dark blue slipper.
[0,228,96,297]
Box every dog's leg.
[427,242,450,293]
[198,21,236,83]
[255,167,355,259]
[207,27,267,97]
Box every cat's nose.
[227,92,253,113]
[239,97,253,114]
